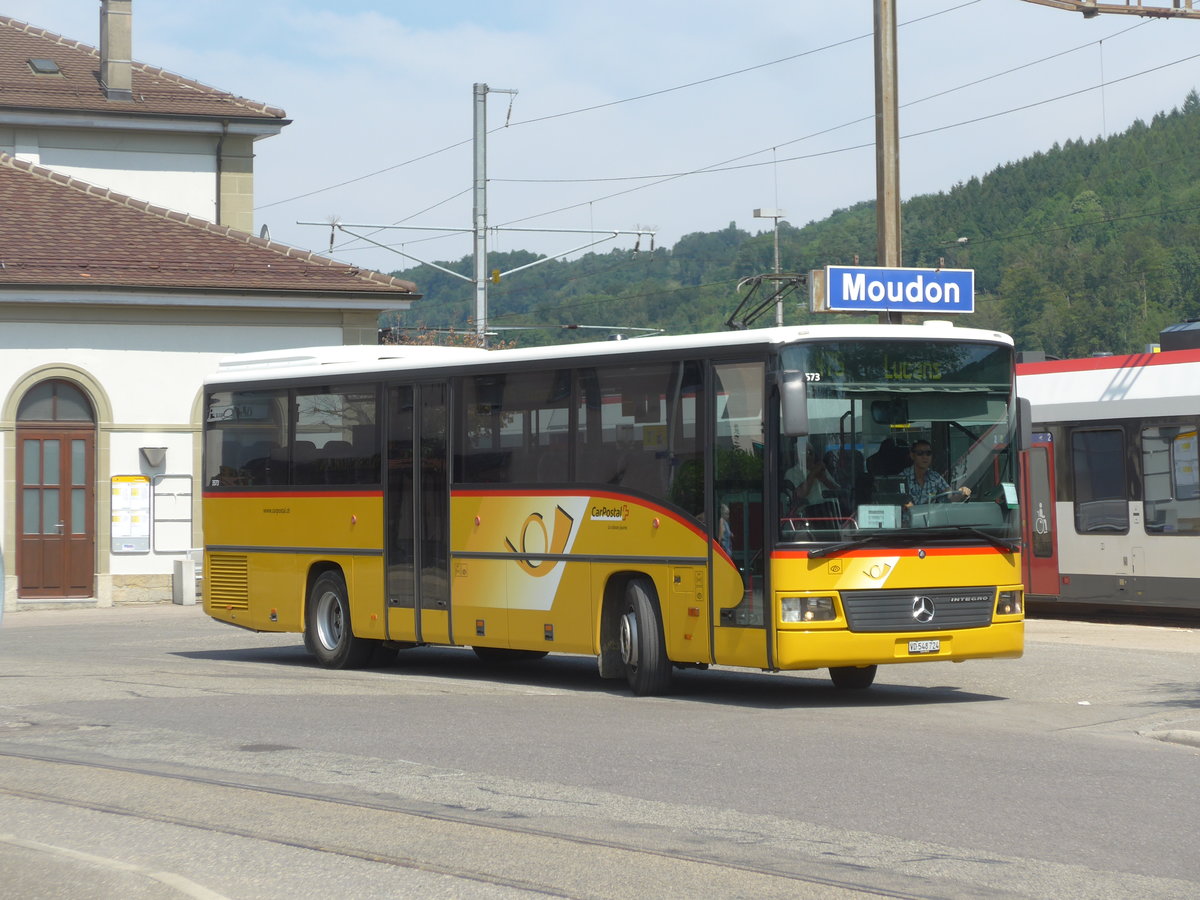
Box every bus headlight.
[996,590,1023,616]
[781,596,836,623]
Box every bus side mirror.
[780,372,809,437]
[1016,396,1032,451]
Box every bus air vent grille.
[208,554,249,609]
[840,587,995,632]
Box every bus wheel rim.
[317,591,342,650]
[619,611,638,668]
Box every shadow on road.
[175,644,1008,710]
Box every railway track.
[0,749,942,900]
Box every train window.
[1070,429,1128,534]
[1141,425,1200,535]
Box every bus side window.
[583,361,703,512]
[459,375,508,483]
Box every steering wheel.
[932,489,970,502]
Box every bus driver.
[901,440,971,507]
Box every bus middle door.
[385,383,452,644]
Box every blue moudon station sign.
[815,265,975,314]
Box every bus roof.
[206,321,1014,387]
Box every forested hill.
[384,90,1200,356]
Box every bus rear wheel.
[828,665,877,689]
[619,579,672,696]
[306,571,373,669]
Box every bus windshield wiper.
[806,527,1018,558]
[950,526,1020,553]
[899,526,1020,553]
[806,533,903,558]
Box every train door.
[1021,437,1059,598]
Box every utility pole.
[753,208,786,325]
[304,84,653,347]
[874,0,902,324]
[474,83,516,341]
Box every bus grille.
[840,587,994,632]
[207,554,249,609]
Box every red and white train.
[1016,322,1200,613]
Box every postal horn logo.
[505,505,574,577]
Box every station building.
[0,5,418,610]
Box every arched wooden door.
[16,381,96,599]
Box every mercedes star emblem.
[912,595,936,623]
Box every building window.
[17,380,94,423]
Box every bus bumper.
[774,620,1024,669]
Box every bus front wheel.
[619,579,672,696]
[305,571,373,669]
[828,665,877,689]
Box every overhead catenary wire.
[483,25,1173,234]
[403,183,1200,331]
[495,22,1160,191]
[915,199,1200,254]
[493,45,1197,232]
[285,6,1183,289]
[346,36,1179,259]
[254,0,983,214]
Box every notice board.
[111,474,151,553]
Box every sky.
[9,1,1200,278]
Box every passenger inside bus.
[781,438,840,517]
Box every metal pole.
[472,83,488,341]
[772,220,783,325]
[874,0,902,324]
[753,208,786,326]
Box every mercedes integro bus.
[202,322,1025,695]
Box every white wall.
[1,317,348,606]
[1,323,341,423]
[4,127,218,222]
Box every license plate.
[908,639,940,654]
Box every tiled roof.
[0,153,418,298]
[0,16,286,121]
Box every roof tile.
[0,16,287,121]
[0,153,417,298]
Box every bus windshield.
[778,339,1018,547]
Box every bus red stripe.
[202,490,382,499]
[771,546,1012,560]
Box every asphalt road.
[0,605,1197,899]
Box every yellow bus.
[202,323,1024,695]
